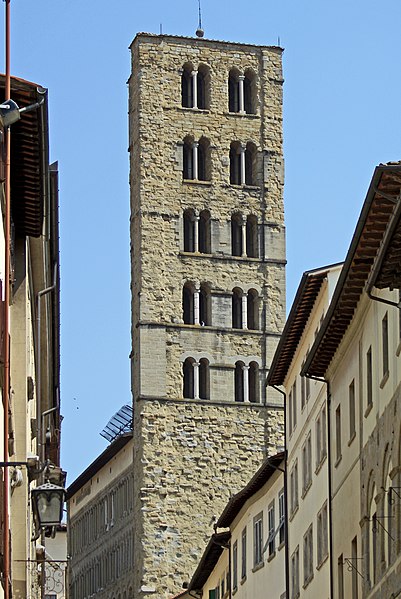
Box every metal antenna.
[196,0,204,37]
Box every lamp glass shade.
[0,99,20,128]
[32,482,65,527]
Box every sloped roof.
[188,532,231,592]
[1,75,49,237]
[303,163,401,378]
[267,264,342,386]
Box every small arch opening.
[228,68,240,112]
[230,141,241,185]
[231,212,243,256]
[249,361,259,403]
[199,209,211,253]
[246,214,258,258]
[181,63,194,108]
[183,135,194,180]
[183,358,195,399]
[183,208,195,252]
[244,69,256,114]
[235,361,245,402]
[199,358,210,399]
[200,284,212,326]
[198,136,211,181]
[182,283,195,324]
[245,142,257,186]
[197,64,210,109]
[232,287,243,328]
[247,289,259,330]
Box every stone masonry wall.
[133,399,284,597]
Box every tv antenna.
[196,0,204,37]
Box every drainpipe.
[269,385,289,599]
[306,374,333,599]
[36,263,57,467]
[3,2,11,597]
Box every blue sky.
[3,0,401,482]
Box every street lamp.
[31,481,65,528]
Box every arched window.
[384,457,393,568]
[182,283,195,324]
[200,284,211,326]
[247,289,259,330]
[183,136,194,179]
[181,63,193,108]
[235,361,245,402]
[232,288,243,328]
[249,362,259,403]
[230,141,241,185]
[245,142,257,185]
[369,483,377,587]
[199,210,211,253]
[197,64,209,109]
[198,137,211,181]
[228,69,240,112]
[183,358,195,399]
[231,213,243,256]
[183,209,195,252]
[244,69,256,114]
[246,214,258,258]
[199,358,210,399]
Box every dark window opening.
[182,284,194,324]
[230,143,241,185]
[249,362,259,403]
[199,210,211,253]
[232,288,243,328]
[181,67,193,108]
[231,213,243,256]
[183,209,195,252]
[183,139,193,179]
[235,362,244,402]
[199,358,209,399]
[183,358,194,398]
[246,215,258,258]
[228,71,239,112]
[247,289,259,330]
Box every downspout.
[269,384,289,599]
[3,2,11,597]
[36,263,57,468]
[306,374,333,599]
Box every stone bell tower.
[128,32,286,598]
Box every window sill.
[232,587,238,596]
[224,111,259,119]
[278,540,285,552]
[267,551,276,562]
[230,183,260,191]
[301,481,312,499]
[252,561,264,573]
[380,371,389,389]
[303,573,314,589]
[315,454,327,475]
[316,553,329,571]
[176,106,210,114]
[240,576,246,586]
[396,340,401,357]
[364,403,373,418]
[334,455,342,468]
[348,431,356,447]
[182,179,212,186]
[289,505,299,522]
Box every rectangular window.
[288,390,293,435]
[349,379,355,440]
[317,502,328,566]
[232,540,238,590]
[338,555,344,599]
[316,405,327,468]
[352,536,358,599]
[302,432,312,493]
[301,362,306,410]
[303,524,313,586]
[292,380,297,430]
[241,527,247,580]
[290,460,298,515]
[335,405,342,463]
[291,546,299,599]
[220,576,225,598]
[253,513,263,567]
[366,346,373,410]
[382,312,389,378]
[279,489,285,545]
[268,501,275,556]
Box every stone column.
[241,293,248,329]
[240,144,246,185]
[238,75,245,113]
[192,142,199,180]
[243,365,250,403]
[241,216,247,257]
[194,286,200,325]
[193,214,200,252]
[193,361,200,399]
[191,71,198,109]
